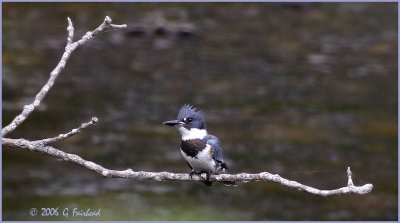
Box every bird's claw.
[189,170,195,179]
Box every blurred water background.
[2,2,397,220]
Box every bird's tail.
[202,180,214,187]
[222,180,237,187]
[201,179,235,187]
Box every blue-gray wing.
[205,135,234,183]
[204,134,224,162]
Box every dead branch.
[2,135,372,196]
[2,16,126,137]
[36,117,98,145]
[2,16,373,196]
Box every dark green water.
[3,3,397,220]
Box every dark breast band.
[181,139,207,158]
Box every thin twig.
[66,17,74,44]
[35,117,98,145]
[2,16,127,137]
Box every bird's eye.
[183,117,193,123]
[185,117,193,123]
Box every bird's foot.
[189,170,196,179]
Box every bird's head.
[163,104,206,130]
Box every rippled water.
[3,3,397,220]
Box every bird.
[163,104,236,186]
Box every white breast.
[177,126,207,140]
[180,144,216,173]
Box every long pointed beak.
[163,120,184,126]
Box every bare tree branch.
[2,16,374,196]
[36,117,98,145]
[66,17,74,45]
[2,16,127,137]
[2,136,373,196]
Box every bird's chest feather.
[180,139,216,172]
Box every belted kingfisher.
[163,104,236,186]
